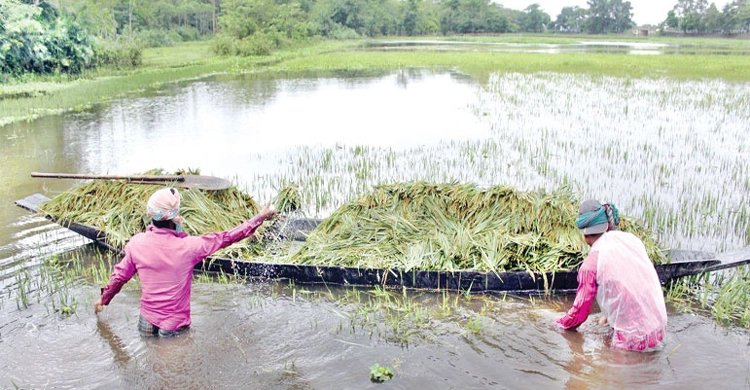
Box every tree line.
[2,0,748,77]
[665,0,750,34]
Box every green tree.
[674,0,709,33]
[439,0,511,34]
[585,0,633,33]
[665,9,679,29]
[402,0,419,35]
[520,3,550,33]
[610,0,634,33]
[704,3,722,32]
[586,0,611,33]
[554,6,586,32]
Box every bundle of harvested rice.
[291,182,668,273]
[274,185,302,213]
[39,170,266,257]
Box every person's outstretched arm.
[556,252,599,330]
[95,251,137,313]
[189,206,277,263]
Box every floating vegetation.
[369,364,394,383]
[38,170,267,257]
[292,182,667,273]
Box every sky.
[498,0,733,26]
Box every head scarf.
[576,201,620,233]
[147,188,181,221]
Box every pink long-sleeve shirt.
[556,251,599,330]
[100,216,264,331]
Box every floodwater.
[1,71,749,388]
[365,40,750,56]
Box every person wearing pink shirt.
[556,199,667,352]
[94,187,276,337]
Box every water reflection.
[96,318,131,368]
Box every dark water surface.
[1,71,749,388]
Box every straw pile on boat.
[39,175,666,273]
[291,182,667,273]
[39,172,267,257]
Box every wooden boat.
[17,193,748,293]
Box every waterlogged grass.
[241,73,749,252]
[4,252,102,316]
[667,266,750,329]
[272,49,750,83]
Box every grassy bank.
[2,37,750,127]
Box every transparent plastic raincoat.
[558,231,667,351]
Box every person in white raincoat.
[556,199,667,351]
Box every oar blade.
[179,175,233,191]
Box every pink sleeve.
[100,251,137,305]
[556,252,598,330]
[188,215,266,264]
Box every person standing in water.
[94,187,276,337]
[556,199,667,351]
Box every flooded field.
[365,40,750,56]
[1,70,749,388]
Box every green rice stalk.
[274,185,302,213]
[291,181,668,273]
[39,169,267,257]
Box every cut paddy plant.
[39,176,667,274]
[292,182,667,273]
[38,170,268,258]
[273,184,302,213]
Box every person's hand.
[94,298,104,314]
[258,204,278,220]
[598,316,608,326]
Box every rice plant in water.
[667,266,750,328]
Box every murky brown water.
[1,71,749,388]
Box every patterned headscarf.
[576,199,620,235]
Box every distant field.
[1,36,749,127]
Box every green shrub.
[237,34,274,56]
[329,25,360,40]
[135,29,178,48]
[211,34,237,55]
[0,1,96,76]
[94,39,143,68]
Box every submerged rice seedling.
[292,182,667,273]
[668,266,750,328]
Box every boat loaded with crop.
[16,171,745,292]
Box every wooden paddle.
[31,172,232,191]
